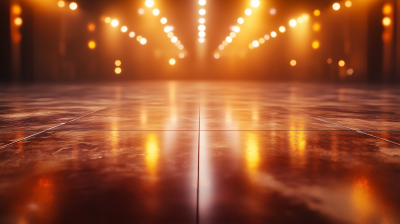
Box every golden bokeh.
[88,40,96,49]
[312,40,320,49]
[314,9,320,16]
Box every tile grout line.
[0,108,107,150]
[196,103,200,224]
[284,107,400,147]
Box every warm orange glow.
[289,19,297,27]
[222,40,228,46]
[230,32,236,38]
[115,60,121,66]
[271,31,277,38]
[115,67,122,74]
[297,17,304,23]
[382,17,391,26]
[383,4,393,15]
[199,9,206,15]
[339,60,345,67]
[179,53,185,58]
[214,53,220,59]
[199,31,206,37]
[14,17,23,26]
[313,23,321,31]
[168,32,174,38]
[333,3,340,11]
[327,58,333,64]
[145,0,154,8]
[245,9,252,16]
[279,26,286,33]
[219,45,224,50]
[153,9,160,16]
[198,25,206,31]
[12,5,21,15]
[88,23,95,31]
[345,1,352,7]
[121,26,128,33]
[140,38,147,45]
[58,1,65,8]
[178,45,184,50]
[249,43,254,49]
[111,19,119,27]
[312,40,320,49]
[69,2,77,10]
[270,8,276,15]
[226,36,232,43]
[169,58,176,65]
[199,37,205,43]
[161,17,167,24]
[88,40,96,49]
[259,38,265,44]
[138,8,145,14]
[290,60,297,66]
[302,14,310,21]
[232,26,240,33]
[264,34,270,40]
[105,17,111,23]
[238,17,244,24]
[347,68,354,75]
[137,35,142,41]
[164,26,173,33]
[314,9,320,16]
[171,36,178,43]
[199,18,205,24]
[252,40,259,48]
[251,0,260,8]
[199,0,206,6]
[129,32,135,38]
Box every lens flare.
[199,9,206,15]
[145,0,154,8]
[238,17,244,24]
[339,60,345,67]
[271,31,277,38]
[140,38,147,45]
[199,0,206,6]
[199,18,206,24]
[69,2,77,10]
[279,26,286,33]
[88,40,96,49]
[226,36,233,43]
[121,26,128,33]
[251,0,260,8]
[289,19,297,27]
[161,17,167,24]
[198,25,206,31]
[169,58,176,65]
[111,19,119,27]
[199,37,205,43]
[333,3,340,10]
[153,9,160,16]
[115,67,121,74]
[245,9,252,16]
[252,40,259,48]
[314,9,320,16]
[179,53,185,58]
[290,60,296,66]
[214,53,220,59]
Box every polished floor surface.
[0,81,400,224]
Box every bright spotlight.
[169,58,176,65]
[69,2,77,10]
[232,26,240,33]
[338,60,345,67]
[145,0,154,8]
[138,8,145,14]
[245,9,252,16]
[88,40,96,49]
[314,9,320,16]
[226,36,232,43]
[271,31,277,38]
[199,31,206,37]
[179,53,185,58]
[345,1,352,7]
[312,40,320,49]
[171,36,178,43]
[121,26,128,33]
[264,34,270,40]
[199,18,206,24]
[270,8,276,15]
[111,19,119,27]
[198,25,206,31]
[140,38,147,45]
[58,1,65,8]
[115,67,122,74]
[290,60,297,66]
[382,17,391,26]
[199,37,205,43]
[251,0,260,8]
[214,53,220,59]
[178,45,184,50]
[199,9,206,15]
[153,9,160,16]
[237,17,244,24]
[199,0,206,6]
[252,40,259,47]
[289,19,297,27]
[161,17,167,24]
[115,60,121,66]
[219,45,224,50]
[129,32,135,38]
[333,3,340,10]
[279,26,286,33]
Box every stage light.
[161,17,167,24]
[252,40,259,48]
[179,53,185,58]
[347,68,353,75]
[279,26,286,33]
[168,32,174,38]
[88,40,96,49]
[198,25,206,31]
[333,3,340,11]
[345,1,352,7]
[121,26,128,33]
[290,60,296,66]
[232,26,240,33]
[251,0,260,8]
[105,17,111,23]
[314,9,320,16]
[339,60,345,67]
[199,18,205,24]
[238,17,244,24]
[70,2,77,10]
[199,37,205,43]
[327,58,332,64]
[171,36,178,43]
[382,17,391,26]
[289,19,297,27]
[14,17,23,26]
[199,31,206,37]
[245,9,252,16]
[199,0,206,6]
[312,40,320,49]
[270,8,276,15]
[169,59,176,65]
[153,9,160,16]
[297,17,304,23]
[178,45,184,50]
[199,9,206,15]
[226,36,232,43]
[115,60,121,66]
[230,32,236,38]
[383,4,392,15]
[145,0,154,8]
[219,45,224,50]
[115,67,122,74]
[271,31,277,38]
[140,38,147,45]
[313,23,321,31]
[259,38,265,44]
[58,1,65,8]
[264,34,270,40]
[129,32,135,38]
[138,8,145,14]
[214,53,220,59]
[111,19,119,27]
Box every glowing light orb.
[198,25,206,31]
[199,31,206,37]
[214,53,220,59]
[252,40,259,48]
[88,40,96,49]
[226,36,232,43]
[327,58,333,64]
[313,23,321,31]
[199,9,206,15]
[88,23,95,31]
[69,2,77,10]
[115,67,121,74]
[140,38,147,45]
[338,60,345,67]
[219,45,224,50]
[333,3,340,11]
[199,37,205,43]
[145,0,154,8]
[179,53,185,58]
[382,17,391,26]
[232,26,240,33]
[297,17,304,23]
[153,9,160,16]
[129,32,135,38]
[312,40,320,49]
[121,26,128,33]
[251,0,260,8]
[314,9,320,16]
[171,36,178,43]
[178,45,184,50]
[279,26,286,33]
[161,17,167,24]
[345,1,352,7]
[259,38,265,44]
[58,1,65,8]
[111,19,119,27]
[115,60,121,66]
[164,26,173,33]
[169,58,176,65]
[14,17,23,26]
[383,4,392,15]
[270,8,276,15]
[167,32,174,38]
[199,18,205,24]
[199,0,206,6]
[245,9,252,16]
[271,31,277,38]
[289,19,297,27]
[105,17,111,23]
[264,34,270,40]
[290,60,296,66]
[238,17,244,24]
[347,68,354,75]
[230,32,236,38]
[138,8,145,14]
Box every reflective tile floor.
[0,81,400,224]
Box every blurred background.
[0,0,399,82]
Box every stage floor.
[1,81,400,224]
